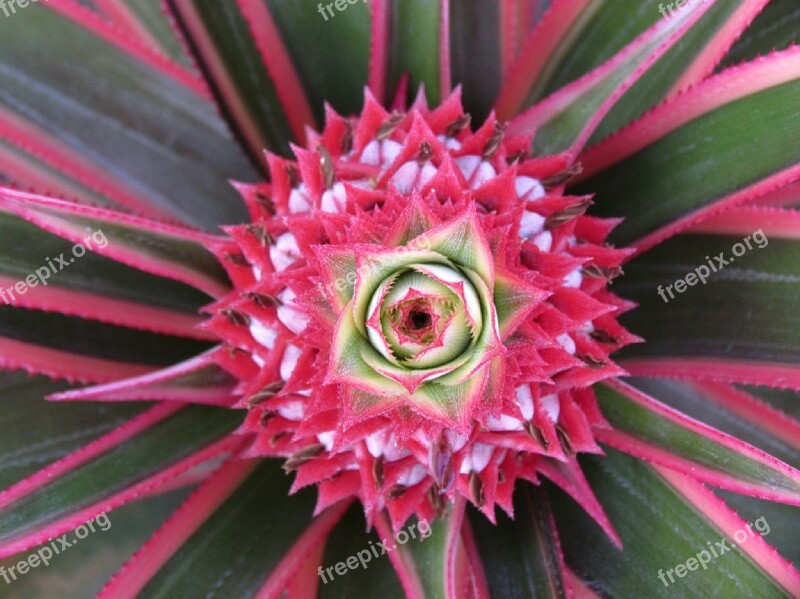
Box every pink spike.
[748,179,800,208]
[49,351,237,405]
[508,0,714,158]
[0,336,153,384]
[254,500,351,599]
[0,188,230,297]
[0,434,243,560]
[566,567,604,599]
[0,275,212,341]
[368,0,390,103]
[621,357,800,390]
[392,75,412,111]
[98,457,257,599]
[46,0,208,98]
[598,379,800,505]
[0,404,181,512]
[688,382,800,453]
[496,0,594,120]
[237,0,316,144]
[0,107,179,221]
[655,465,800,596]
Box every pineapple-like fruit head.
[206,90,636,526]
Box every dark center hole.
[409,310,431,330]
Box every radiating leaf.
[0,3,256,229]
[591,0,771,143]
[509,0,713,155]
[0,371,146,490]
[136,459,322,598]
[595,380,800,504]
[0,405,241,555]
[552,448,799,598]
[719,0,800,69]
[469,485,568,598]
[576,49,800,247]
[318,506,407,599]
[614,231,800,388]
[266,0,371,120]
[389,0,450,106]
[0,487,191,599]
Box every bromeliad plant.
[0,0,798,597]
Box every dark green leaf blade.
[0,405,241,550]
[468,485,568,599]
[0,371,147,490]
[553,448,798,598]
[138,459,320,598]
[0,4,256,229]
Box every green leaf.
[531,0,661,104]
[318,506,406,599]
[0,487,192,599]
[116,0,195,66]
[402,516,450,599]
[615,233,800,366]
[743,386,800,421]
[449,0,501,121]
[552,448,793,598]
[390,0,447,106]
[167,0,300,159]
[0,405,241,546]
[577,78,800,245]
[518,0,711,155]
[625,378,800,569]
[139,459,317,597]
[719,0,800,69]
[0,212,212,313]
[716,490,800,566]
[0,371,147,490]
[468,485,568,599]
[591,0,758,143]
[266,0,371,121]
[627,378,800,470]
[0,138,121,210]
[0,4,256,229]
[595,381,800,503]
[0,307,210,367]
[0,190,231,298]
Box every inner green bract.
[366,264,482,371]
